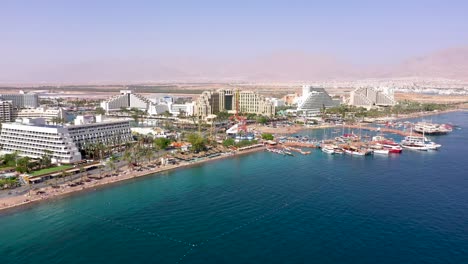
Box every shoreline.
[0,109,462,214]
[254,109,462,135]
[391,108,461,121]
[0,146,266,214]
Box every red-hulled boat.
[372,136,403,154]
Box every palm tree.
[41,149,53,169]
[145,148,154,163]
[83,143,96,160]
[96,143,106,162]
[95,107,106,116]
[152,140,162,161]
[59,170,67,184]
[98,162,104,178]
[123,149,133,170]
[107,158,116,175]
[79,165,86,183]
[50,117,66,125]
[82,143,90,160]
[134,145,144,165]
[320,104,327,120]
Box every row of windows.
[3,147,74,160]
[69,129,128,134]
[0,141,71,151]
[0,135,67,145]
[1,133,64,142]
[2,145,73,155]
[68,125,130,132]
[3,128,62,137]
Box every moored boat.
[382,143,403,153]
[371,135,403,153]
[413,122,452,135]
[342,145,372,156]
[373,149,390,155]
[400,135,442,151]
[321,144,336,155]
[400,135,427,151]
[333,147,344,154]
[424,141,442,150]
[400,142,428,151]
[369,144,390,155]
[266,148,286,155]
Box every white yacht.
[321,144,336,154]
[400,136,441,151]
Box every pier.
[342,125,412,136]
[286,147,311,155]
[283,142,319,148]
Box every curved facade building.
[297,86,339,114]
[100,90,152,112]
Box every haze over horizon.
[1,0,468,84]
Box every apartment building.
[0,100,13,122]
[0,91,39,109]
[194,89,275,119]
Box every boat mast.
[359,123,362,140]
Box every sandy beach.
[0,146,266,213]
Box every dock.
[286,147,311,155]
[342,125,412,136]
[283,141,319,148]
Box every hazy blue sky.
[1,0,468,76]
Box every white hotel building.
[0,118,82,164]
[0,116,133,164]
[100,90,151,113]
[14,107,67,122]
[68,115,133,150]
[349,87,396,109]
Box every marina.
[268,118,453,158]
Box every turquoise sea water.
[1,112,467,264]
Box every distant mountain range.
[1,46,467,84]
[365,46,468,81]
